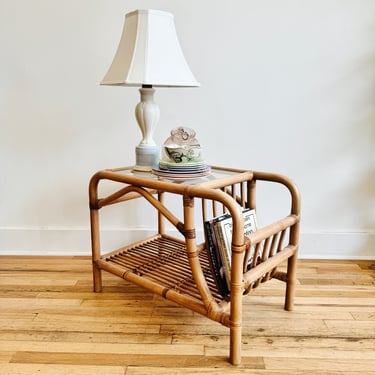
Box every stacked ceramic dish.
[152,127,211,180]
[153,159,211,180]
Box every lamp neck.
[142,84,153,89]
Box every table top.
[91,165,254,191]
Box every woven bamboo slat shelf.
[89,165,301,365]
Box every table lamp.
[101,9,199,171]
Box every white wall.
[1,0,374,259]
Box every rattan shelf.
[89,165,301,365]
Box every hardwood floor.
[0,256,374,374]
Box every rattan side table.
[89,165,301,365]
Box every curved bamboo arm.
[252,171,301,216]
[184,185,247,328]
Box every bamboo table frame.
[89,165,301,365]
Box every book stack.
[204,208,259,297]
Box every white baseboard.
[0,227,374,259]
[299,231,375,259]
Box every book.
[204,217,230,297]
[205,208,258,295]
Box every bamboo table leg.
[89,174,102,293]
[284,251,298,311]
[90,206,102,292]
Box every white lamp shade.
[101,9,199,87]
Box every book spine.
[214,219,232,290]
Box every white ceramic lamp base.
[133,87,160,172]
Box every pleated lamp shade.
[101,9,199,88]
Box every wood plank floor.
[0,256,374,374]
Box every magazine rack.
[89,165,301,365]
